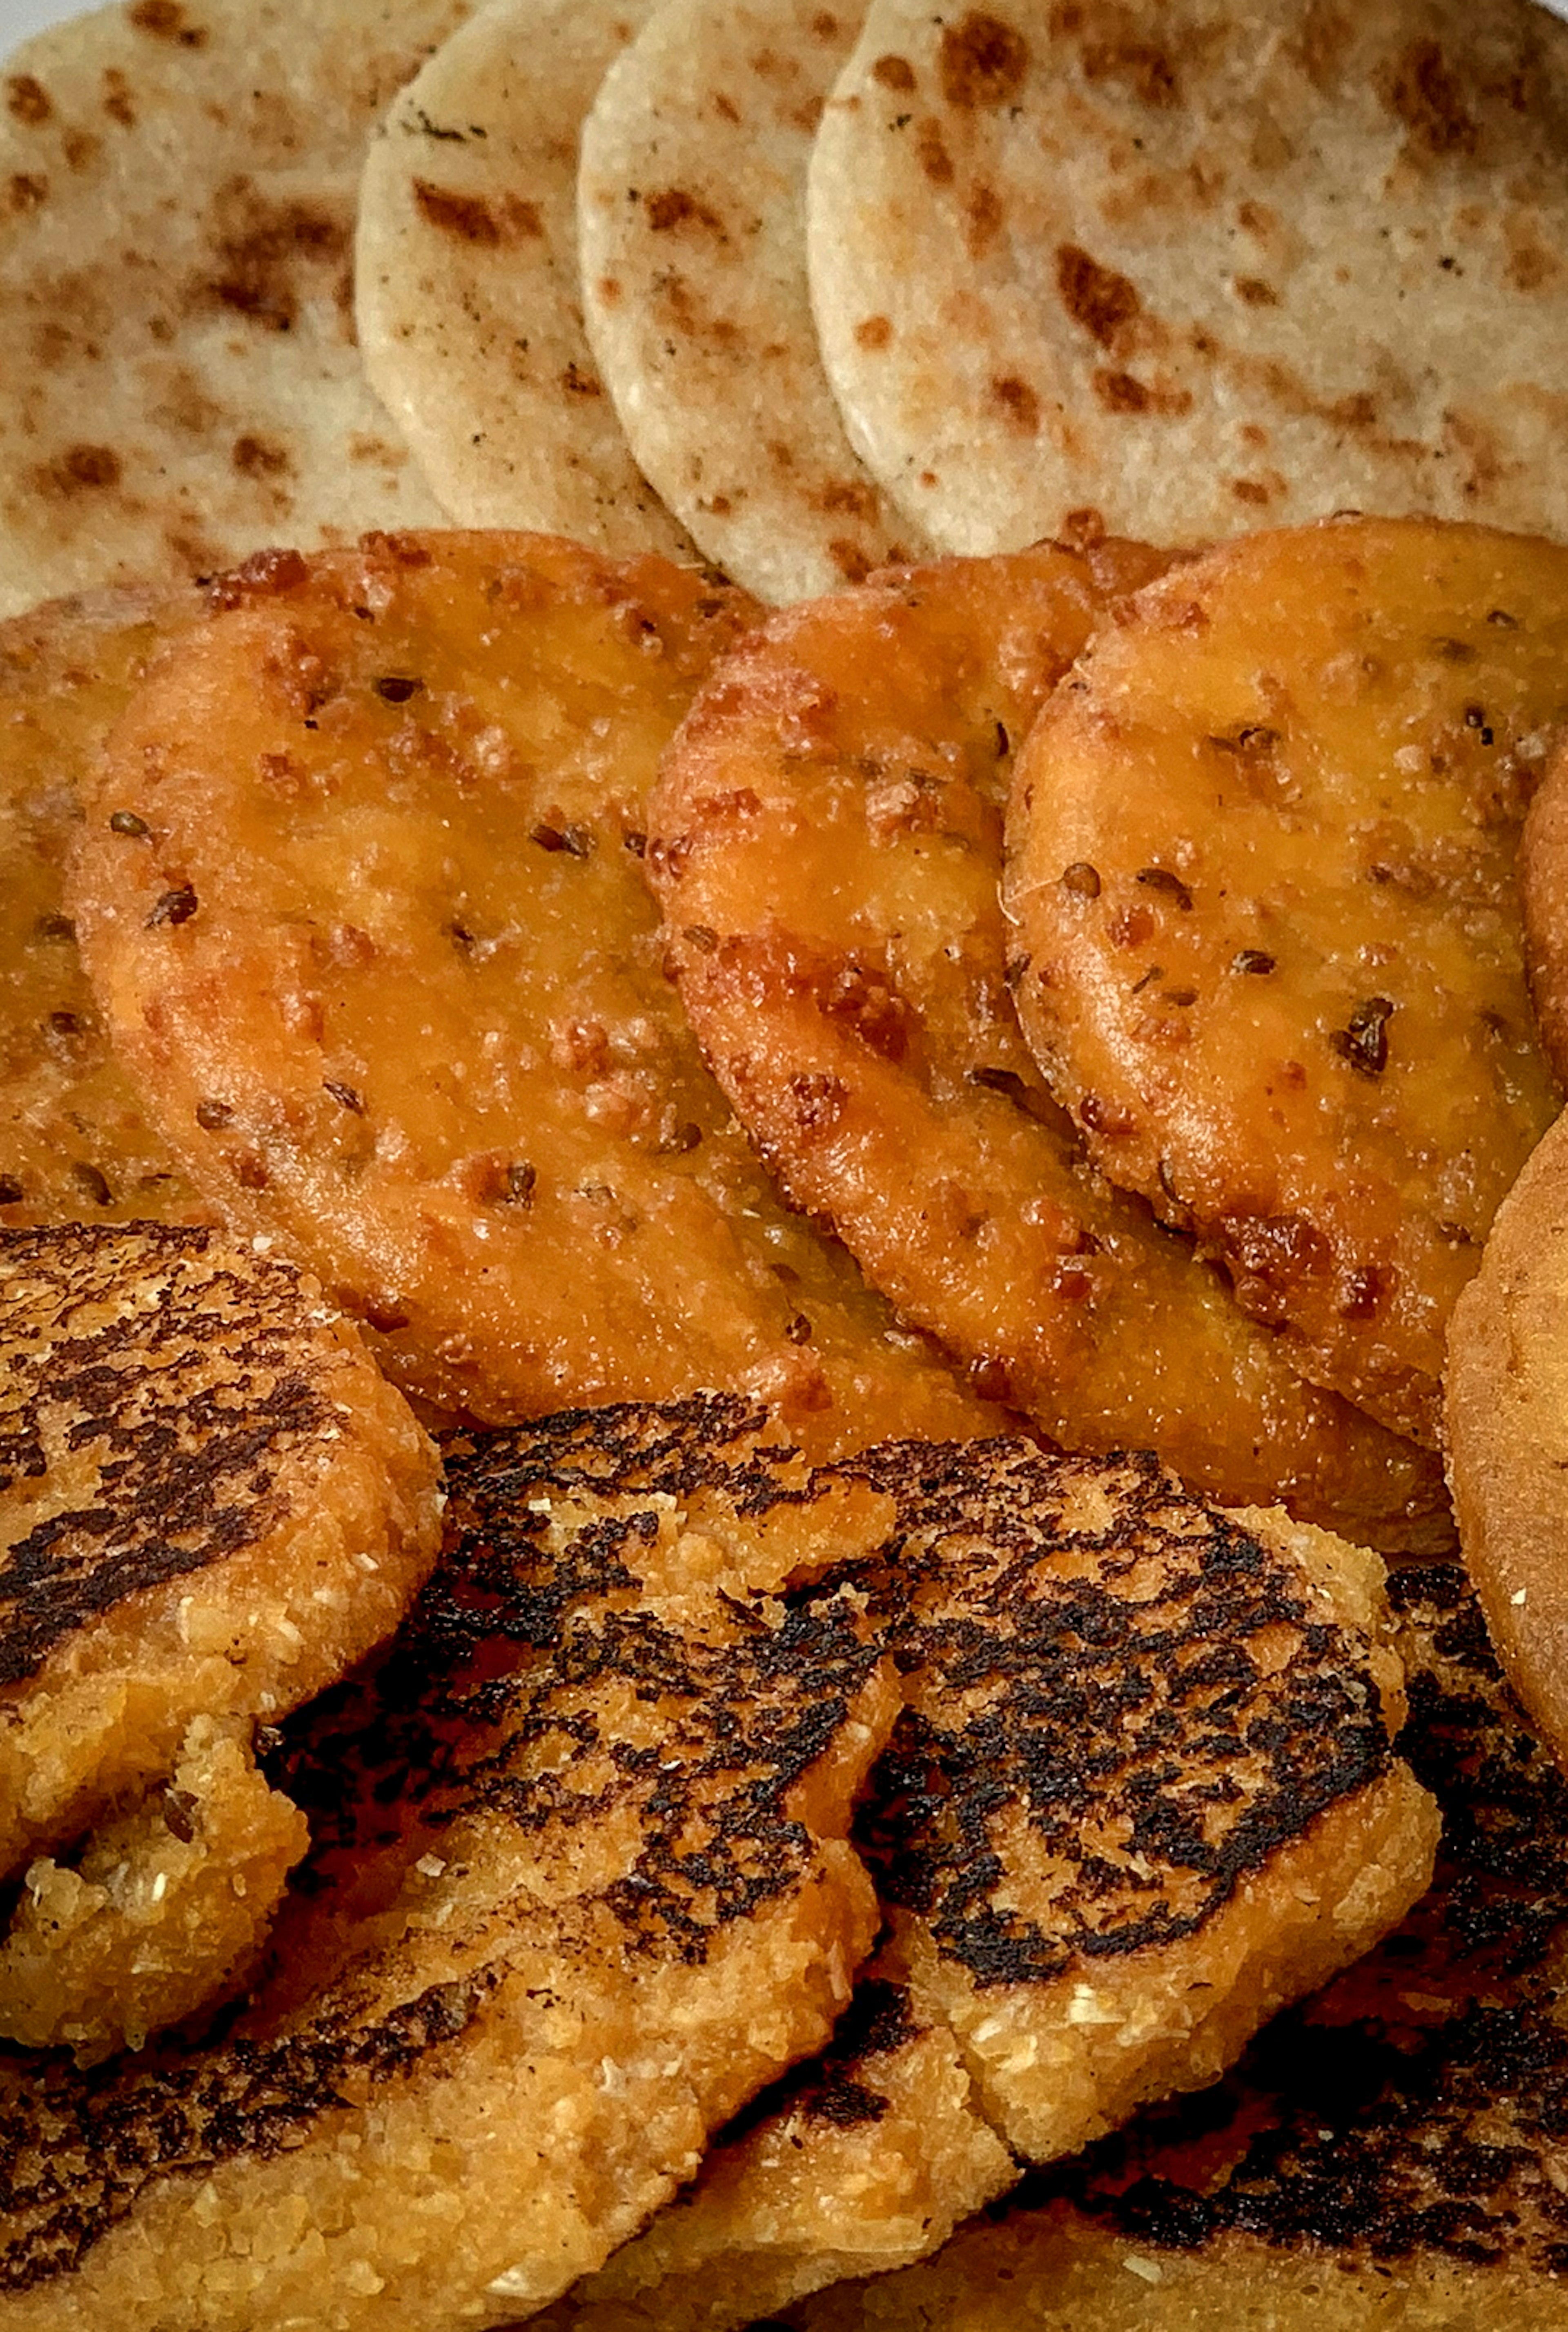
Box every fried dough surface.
[1445,1105,1568,1768]
[650,540,1448,1544]
[0,1223,441,1877]
[828,1440,1435,2165]
[0,1397,897,2330]
[0,1718,307,2062]
[70,529,998,1453]
[1521,738,1568,1081]
[1005,517,1568,1447]
[793,1565,1568,2330]
[537,1953,1016,2332]
[0,586,210,1227]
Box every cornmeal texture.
[651,539,1448,1544]
[829,1440,1437,2164]
[794,1565,1568,2330]
[0,1396,897,2330]
[71,529,997,1453]
[1006,517,1567,1447]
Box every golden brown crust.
[1005,516,1568,1447]
[0,1396,898,2329]
[648,539,1449,1545]
[0,1222,443,1876]
[69,528,997,1456]
[0,586,212,1228]
[1521,738,1568,1083]
[1444,1104,1568,1766]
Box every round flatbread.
[578,0,927,601]
[807,0,1568,555]
[0,585,212,1229]
[1004,517,1568,1449]
[356,0,696,560]
[650,538,1450,1549]
[70,530,998,1454]
[0,0,469,615]
[1446,1105,1568,1772]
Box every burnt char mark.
[1014,1565,1568,2280]
[820,1442,1390,1987]
[0,1226,334,1684]
[0,1973,494,2294]
[1,1402,885,2290]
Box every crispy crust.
[0,1396,899,2328]
[649,538,1449,1544]
[69,528,996,1455]
[0,1223,441,1875]
[793,1566,1568,2328]
[1005,516,1567,1446]
[1444,1104,1568,1766]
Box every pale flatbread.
[808,0,1568,554]
[0,0,468,615]
[578,0,927,601]
[356,0,696,560]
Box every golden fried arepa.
[1445,1106,1568,1772]
[793,1565,1568,2331]
[0,586,210,1229]
[0,1223,441,2049]
[1005,516,1568,1449]
[649,540,1447,1546]
[534,1951,1016,2332]
[831,1440,1436,2166]
[69,528,998,1454]
[0,1396,899,2330]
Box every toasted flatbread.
[356,0,696,559]
[808,0,1568,555]
[0,0,466,614]
[578,0,927,600]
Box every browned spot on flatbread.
[966,181,1003,256]
[1235,275,1278,306]
[102,70,135,129]
[38,444,123,497]
[1382,38,1478,159]
[5,75,51,126]
[411,177,543,246]
[1056,242,1141,348]
[127,0,209,45]
[938,11,1029,109]
[1287,0,1354,88]
[561,361,602,398]
[1055,5,1179,109]
[915,118,953,183]
[201,183,349,333]
[855,314,893,350]
[991,375,1040,433]
[811,10,842,38]
[644,186,726,234]
[873,53,917,91]
[812,478,878,522]
[232,434,290,478]
[829,538,876,584]
[8,174,46,213]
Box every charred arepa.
[650,537,1448,1546]
[68,528,997,1454]
[1005,517,1568,1450]
[0,1222,441,2056]
[0,1396,898,2330]
[792,1565,1568,2330]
